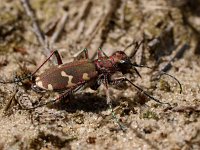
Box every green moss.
[0,13,17,25]
[142,110,159,121]
[159,79,171,92]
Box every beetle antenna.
[123,40,144,58]
[0,49,59,84]
[0,73,32,84]
[133,67,142,78]
[123,78,171,106]
[132,63,182,94]
[130,40,144,58]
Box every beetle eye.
[119,60,126,64]
[118,60,130,68]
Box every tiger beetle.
[0,42,182,131]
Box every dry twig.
[82,11,105,51]
[21,0,69,64]
[75,21,85,41]
[70,0,92,30]
[20,0,53,57]
[20,0,45,47]
[81,0,121,59]
[93,0,121,59]
[120,0,127,29]
[84,12,104,37]
[50,12,68,45]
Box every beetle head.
[112,51,132,74]
[111,51,142,77]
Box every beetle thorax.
[95,51,131,74]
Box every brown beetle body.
[34,50,133,92]
[35,59,98,91]
[30,48,181,105]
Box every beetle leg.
[109,77,171,106]
[103,75,126,131]
[54,50,63,65]
[0,49,63,84]
[129,40,144,59]
[22,83,86,110]
[0,49,64,84]
[74,48,89,60]
[90,80,101,90]
[32,49,62,76]
[98,48,108,59]
[21,88,72,110]
[31,84,46,93]
[83,48,89,59]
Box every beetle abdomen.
[35,60,97,91]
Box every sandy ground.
[0,0,200,150]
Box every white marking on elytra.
[35,77,40,81]
[82,73,90,80]
[47,84,53,90]
[61,71,76,87]
[58,65,63,68]
[36,81,46,89]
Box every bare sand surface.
[0,0,200,149]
